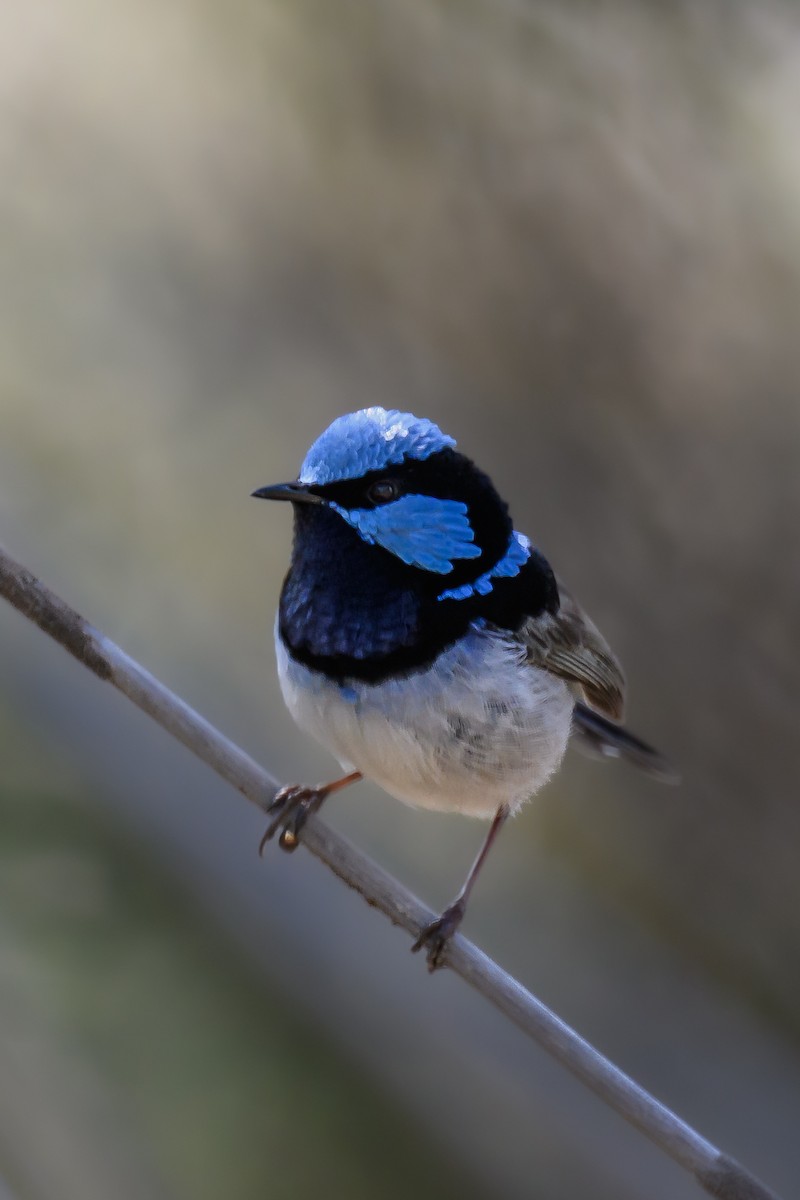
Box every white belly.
[275,621,574,820]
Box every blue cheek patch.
[437,531,531,600]
[299,408,456,486]
[331,494,482,574]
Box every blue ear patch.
[299,408,455,486]
[331,494,482,574]
[438,531,531,600]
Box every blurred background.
[1,0,798,1196]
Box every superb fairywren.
[253,408,675,969]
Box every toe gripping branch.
[411,900,467,972]
[258,771,362,854]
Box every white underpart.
[276,620,574,820]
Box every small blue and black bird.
[253,407,675,969]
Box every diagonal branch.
[0,543,781,1200]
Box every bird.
[252,407,676,970]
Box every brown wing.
[522,578,626,720]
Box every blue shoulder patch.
[331,494,482,574]
[437,531,531,600]
[299,408,455,486]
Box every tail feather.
[572,702,680,784]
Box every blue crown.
[299,407,456,486]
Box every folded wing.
[522,579,626,720]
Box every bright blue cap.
[299,407,455,486]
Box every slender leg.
[412,803,510,972]
[259,771,362,854]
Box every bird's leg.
[259,771,362,854]
[412,803,510,972]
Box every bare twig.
[0,544,782,1200]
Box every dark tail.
[572,702,680,783]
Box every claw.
[258,775,366,857]
[258,771,361,857]
[258,783,325,856]
[411,901,466,972]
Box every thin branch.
[0,543,781,1200]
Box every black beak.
[251,481,324,505]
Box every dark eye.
[366,479,399,505]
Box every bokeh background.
[1,1,799,1196]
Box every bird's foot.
[258,783,329,855]
[411,900,466,972]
